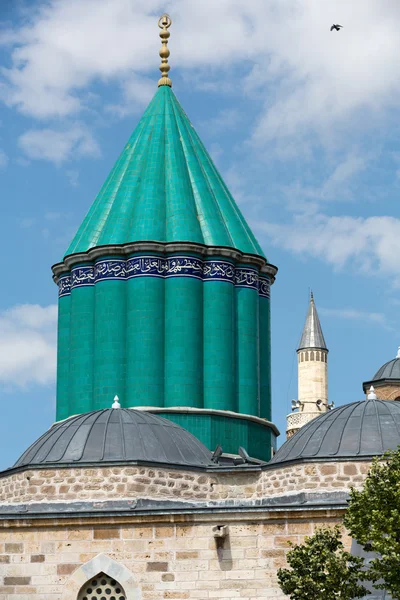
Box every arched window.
[316,351,320,361]
[310,351,315,360]
[305,352,309,361]
[78,573,126,600]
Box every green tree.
[277,526,368,600]
[345,449,400,599]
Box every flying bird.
[330,24,343,31]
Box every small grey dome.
[12,409,214,470]
[269,399,400,466]
[373,358,400,381]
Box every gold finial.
[158,14,172,87]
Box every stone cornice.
[52,241,278,283]
[136,406,280,436]
[362,378,400,393]
[0,496,347,523]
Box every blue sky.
[1,0,400,470]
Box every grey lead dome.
[12,409,214,470]
[373,358,400,381]
[269,399,400,466]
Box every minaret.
[287,292,329,438]
[51,15,278,461]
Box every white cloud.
[0,0,400,151]
[104,73,155,117]
[319,155,369,200]
[0,304,57,387]
[209,142,223,164]
[19,217,36,228]
[319,308,387,327]
[0,149,8,168]
[246,2,400,146]
[254,212,400,283]
[278,153,369,213]
[18,123,100,165]
[201,108,242,134]
[0,0,163,119]
[45,211,64,221]
[66,169,79,187]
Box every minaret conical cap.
[297,292,327,351]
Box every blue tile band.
[165,256,204,279]
[71,266,95,289]
[203,260,235,283]
[60,256,270,298]
[58,275,72,297]
[95,259,126,282]
[235,267,258,290]
[259,276,271,299]
[126,256,168,278]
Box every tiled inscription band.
[58,256,270,299]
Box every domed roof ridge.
[269,399,400,466]
[12,409,214,471]
[170,96,231,246]
[64,86,265,259]
[170,94,262,254]
[374,357,400,380]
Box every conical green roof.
[65,86,265,258]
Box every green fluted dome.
[65,86,265,258]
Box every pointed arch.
[61,554,141,600]
[78,573,126,600]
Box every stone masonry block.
[93,528,120,539]
[57,564,79,576]
[4,577,31,586]
[30,555,45,563]
[146,562,169,572]
[5,544,23,553]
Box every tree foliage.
[344,449,400,599]
[277,526,368,600]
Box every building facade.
[0,14,398,600]
[1,398,399,599]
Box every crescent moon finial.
[158,14,172,88]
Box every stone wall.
[261,460,370,496]
[0,511,349,600]
[368,385,400,401]
[0,461,372,505]
[0,467,215,505]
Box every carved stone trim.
[61,553,141,600]
[286,411,322,434]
